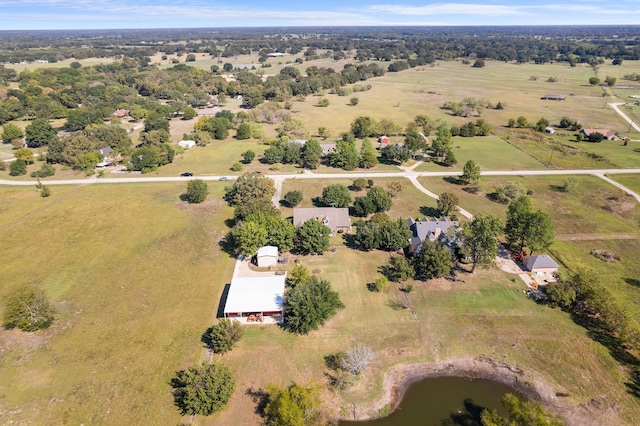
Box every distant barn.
[541,94,566,101]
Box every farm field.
[3,35,640,426]
[1,172,640,424]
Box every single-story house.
[291,139,307,146]
[257,245,278,268]
[407,217,459,254]
[545,127,555,134]
[320,143,336,155]
[581,128,617,140]
[293,207,351,234]
[178,140,196,150]
[223,275,285,324]
[113,109,130,119]
[541,94,566,101]
[525,255,559,277]
[267,52,286,57]
[95,147,113,168]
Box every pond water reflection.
[341,376,525,426]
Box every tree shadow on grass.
[444,176,465,186]
[625,278,640,287]
[572,313,640,367]
[625,368,640,399]
[419,206,441,217]
[246,387,269,417]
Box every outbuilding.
[525,255,559,281]
[178,140,196,150]
[257,245,278,268]
[223,275,285,324]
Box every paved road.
[3,168,640,187]
[2,168,640,208]
[609,102,640,133]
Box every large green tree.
[295,219,331,255]
[461,213,503,272]
[412,240,453,280]
[321,184,352,207]
[359,137,378,168]
[2,286,54,331]
[350,116,379,138]
[383,255,415,283]
[171,363,235,416]
[284,276,344,334]
[1,123,24,144]
[225,172,275,206]
[329,138,359,171]
[431,126,453,161]
[481,393,566,426]
[203,319,244,354]
[367,186,393,212]
[461,160,481,185]
[25,118,57,148]
[264,383,322,426]
[437,192,459,217]
[186,179,208,203]
[230,221,269,256]
[377,219,412,251]
[505,196,554,253]
[301,139,322,169]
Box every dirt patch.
[335,357,618,426]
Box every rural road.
[3,168,640,187]
[609,102,640,133]
[3,168,639,212]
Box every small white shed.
[257,246,278,268]
[178,140,196,150]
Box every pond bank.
[341,356,618,426]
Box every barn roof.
[224,276,285,314]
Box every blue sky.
[0,1,638,30]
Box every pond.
[340,376,525,426]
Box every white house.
[525,255,559,282]
[178,140,196,150]
[223,275,285,324]
[257,245,278,268]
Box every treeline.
[1,26,639,66]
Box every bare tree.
[340,343,376,375]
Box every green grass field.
[2,53,640,425]
[2,173,640,424]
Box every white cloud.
[368,3,528,16]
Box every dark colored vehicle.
[180,172,193,177]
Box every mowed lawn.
[0,182,235,425]
[418,174,640,235]
[1,178,640,425]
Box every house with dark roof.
[407,217,459,254]
[95,147,114,168]
[293,207,351,234]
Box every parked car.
[180,172,193,177]
[219,176,228,181]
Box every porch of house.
[226,312,283,325]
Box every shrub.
[186,179,208,203]
[203,319,244,354]
[171,363,235,416]
[230,162,243,171]
[9,159,27,176]
[3,286,54,331]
